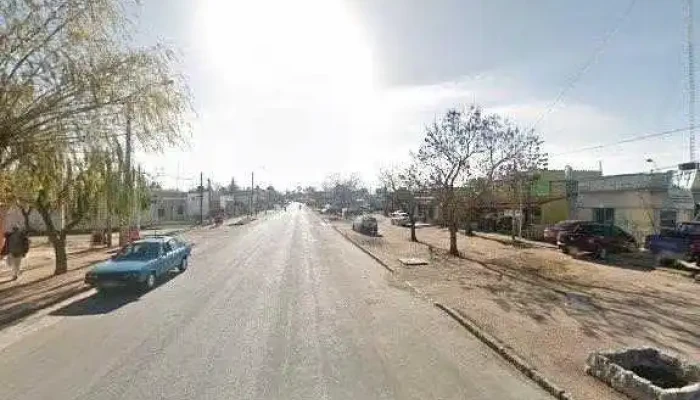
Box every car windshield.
[114,242,161,261]
[678,223,700,235]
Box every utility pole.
[120,103,133,246]
[207,178,212,216]
[199,172,204,225]
[250,172,254,217]
[687,0,697,161]
[135,164,141,231]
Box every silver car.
[352,215,378,236]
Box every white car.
[390,211,411,226]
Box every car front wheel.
[142,272,156,292]
[179,257,188,272]
[596,246,608,260]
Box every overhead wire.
[529,0,638,132]
[548,125,692,157]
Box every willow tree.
[1,0,192,273]
[0,0,191,177]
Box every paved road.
[0,208,551,400]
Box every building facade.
[574,165,700,242]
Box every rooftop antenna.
[686,0,697,162]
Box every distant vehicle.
[390,211,411,226]
[543,220,587,244]
[85,236,192,293]
[557,223,637,259]
[646,221,700,265]
[352,215,378,236]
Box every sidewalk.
[332,217,700,400]
[472,231,557,249]
[0,225,192,327]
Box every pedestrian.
[2,226,30,281]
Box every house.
[146,190,188,225]
[573,163,700,242]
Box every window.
[593,208,615,225]
[660,210,677,230]
[177,205,184,215]
[158,208,166,218]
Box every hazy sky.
[134,0,695,190]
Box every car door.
[160,241,174,275]
[611,226,634,252]
[168,239,183,267]
[565,224,587,248]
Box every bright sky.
[134,0,698,191]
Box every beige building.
[574,165,699,242]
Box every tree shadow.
[50,271,180,317]
[464,261,700,356]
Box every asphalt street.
[0,208,551,400]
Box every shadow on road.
[50,271,180,317]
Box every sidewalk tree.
[414,107,487,255]
[379,166,425,242]
[322,173,361,209]
[479,116,548,239]
[1,0,191,272]
[414,105,546,255]
[20,149,102,274]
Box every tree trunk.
[50,232,68,275]
[448,222,459,256]
[106,215,113,247]
[409,214,418,242]
[36,203,69,275]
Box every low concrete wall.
[586,347,700,400]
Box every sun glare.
[196,0,375,99]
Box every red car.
[557,223,637,259]
[543,220,586,244]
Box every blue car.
[85,236,192,292]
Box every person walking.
[2,226,30,281]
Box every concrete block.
[587,348,700,400]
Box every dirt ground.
[333,215,700,400]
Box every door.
[160,241,174,274]
[168,239,183,267]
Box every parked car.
[646,221,700,265]
[85,236,192,293]
[557,223,637,259]
[352,215,378,236]
[543,220,587,244]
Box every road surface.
[0,208,551,400]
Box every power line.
[530,0,637,132]
[549,126,691,157]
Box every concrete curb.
[434,303,574,400]
[328,224,396,273]
[0,285,92,330]
[327,217,572,399]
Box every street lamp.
[645,158,657,173]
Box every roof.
[138,235,174,243]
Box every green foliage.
[0,0,192,273]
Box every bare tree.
[414,106,486,255]
[322,173,362,210]
[479,115,548,239]
[379,165,426,242]
[414,105,547,256]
